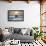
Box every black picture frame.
[8,10,24,21]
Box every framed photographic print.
[8,10,24,21]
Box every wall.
[0,1,40,29]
